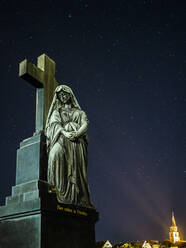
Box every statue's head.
[45,84,81,133]
[54,85,81,110]
[55,85,72,104]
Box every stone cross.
[19,54,59,133]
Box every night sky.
[0,0,186,244]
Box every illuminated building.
[97,212,185,248]
[96,240,112,248]
[169,212,180,243]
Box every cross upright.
[19,54,59,133]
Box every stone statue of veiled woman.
[45,85,92,207]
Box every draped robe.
[46,106,92,207]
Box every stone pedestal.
[0,192,98,248]
[0,134,99,248]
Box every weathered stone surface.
[12,180,41,196]
[16,133,47,185]
[0,213,41,248]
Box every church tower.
[169,212,180,243]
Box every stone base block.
[0,206,98,248]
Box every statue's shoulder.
[55,106,64,114]
[78,109,88,122]
[74,108,87,116]
[50,108,61,119]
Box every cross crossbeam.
[19,54,59,133]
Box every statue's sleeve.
[46,109,63,151]
[81,111,89,125]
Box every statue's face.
[58,90,71,103]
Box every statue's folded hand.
[62,130,74,139]
[69,131,79,141]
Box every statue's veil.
[45,85,81,135]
